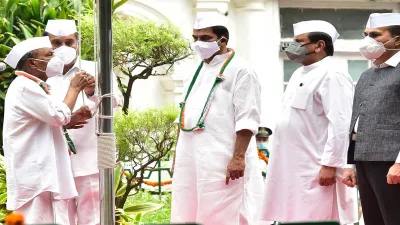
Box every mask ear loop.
[383,36,400,51]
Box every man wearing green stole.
[171,13,263,225]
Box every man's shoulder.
[325,67,353,84]
[229,54,257,76]
[80,59,96,68]
[6,76,25,98]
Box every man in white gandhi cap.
[2,36,93,223]
[260,20,358,224]
[43,19,124,225]
[170,13,263,225]
[343,13,400,225]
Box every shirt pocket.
[212,88,232,115]
[291,88,312,110]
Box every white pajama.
[55,173,100,225]
[14,192,55,224]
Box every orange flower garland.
[258,150,269,164]
[143,180,172,187]
[5,212,24,225]
[257,146,269,164]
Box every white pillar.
[235,0,282,129]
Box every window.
[348,60,369,82]
[280,8,392,39]
[283,60,299,90]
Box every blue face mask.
[257,142,268,150]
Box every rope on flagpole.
[92,0,117,170]
[97,132,117,169]
[78,0,85,105]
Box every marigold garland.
[5,212,24,225]
[142,180,172,187]
[257,146,269,164]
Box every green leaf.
[112,0,128,13]
[116,183,127,197]
[35,26,42,37]
[10,37,20,45]
[123,203,163,215]
[114,162,123,193]
[43,7,57,21]
[58,8,67,19]
[18,23,33,39]
[29,19,46,28]
[134,214,142,223]
[0,193,7,205]
[30,0,41,19]
[0,90,5,99]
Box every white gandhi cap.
[4,37,52,69]
[45,19,77,37]
[193,13,228,30]
[366,13,400,29]
[293,20,340,43]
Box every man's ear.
[27,58,37,70]
[394,36,400,48]
[220,37,228,43]
[315,40,326,54]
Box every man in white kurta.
[171,14,263,225]
[3,37,92,223]
[261,21,358,224]
[44,20,123,225]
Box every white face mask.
[359,36,399,60]
[192,39,222,60]
[54,46,77,65]
[34,56,64,78]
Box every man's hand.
[66,106,92,128]
[84,74,96,96]
[319,165,337,186]
[66,121,88,129]
[70,72,95,92]
[226,155,245,185]
[342,168,357,188]
[387,163,400,184]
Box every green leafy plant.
[114,163,163,224]
[81,13,192,113]
[0,0,89,156]
[126,191,171,224]
[0,155,10,222]
[0,0,129,155]
[114,105,178,210]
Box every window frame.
[279,1,394,89]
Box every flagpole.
[97,0,115,224]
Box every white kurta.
[3,75,78,210]
[47,58,123,225]
[47,58,123,177]
[261,57,358,224]
[171,52,263,225]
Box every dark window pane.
[284,60,299,82]
[348,60,369,81]
[280,8,392,39]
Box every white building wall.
[118,0,400,129]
